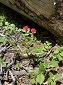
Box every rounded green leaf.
[10,24,15,28]
[51,80,56,85]
[58,54,63,61]
[48,78,52,83]
[30,78,35,84]
[54,49,59,54]
[34,69,39,76]
[5,22,9,26]
[49,60,58,68]
[43,61,48,68]
[39,63,45,73]
[36,73,44,84]
[55,74,62,81]
[60,52,63,57]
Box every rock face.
[0,0,63,40]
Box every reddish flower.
[23,26,30,31]
[31,28,37,34]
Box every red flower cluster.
[23,26,30,31]
[31,28,36,34]
[23,26,37,34]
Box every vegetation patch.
[0,3,63,85]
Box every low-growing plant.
[50,46,63,61]
[0,7,63,85]
[29,60,62,85]
[44,41,52,50]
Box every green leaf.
[41,47,46,51]
[48,78,52,83]
[0,58,4,64]
[48,72,54,83]
[30,78,35,84]
[29,72,34,78]
[49,60,58,68]
[0,22,3,26]
[2,63,6,67]
[60,52,63,57]
[49,72,54,78]
[21,29,26,32]
[50,53,56,59]
[55,74,62,81]
[59,46,63,51]
[10,40,15,45]
[54,49,59,54]
[44,41,52,50]
[34,69,39,76]
[0,16,5,20]
[10,26,15,31]
[43,61,48,68]
[58,54,63,61]
[46,41,51,46]
[51,80,56,85]
[24,33,29,36]
[36,73,44,84]
[39,63,45,73]
[10,24,15,28]
[22,41,26,46]
[0,36,8,43]
[5,22,9,26]
[45,45,49,49]
[18,29,22,32]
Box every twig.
[20,64,29,73]
[17,45,23,53]
[0,33,5,37]
[44,49,52,58]
[6,69,9,81]
[0,64,2,74]
[13,70,27,76]
[15,52,42,59]
[0,64,3,85]
[3,60,15,73]
[0,45,12,53]
[20,63,33,73]
[9,69,15,82]
[7,61,14,68]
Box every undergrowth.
[0,3,63,85]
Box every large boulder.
[0,0,63,40]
